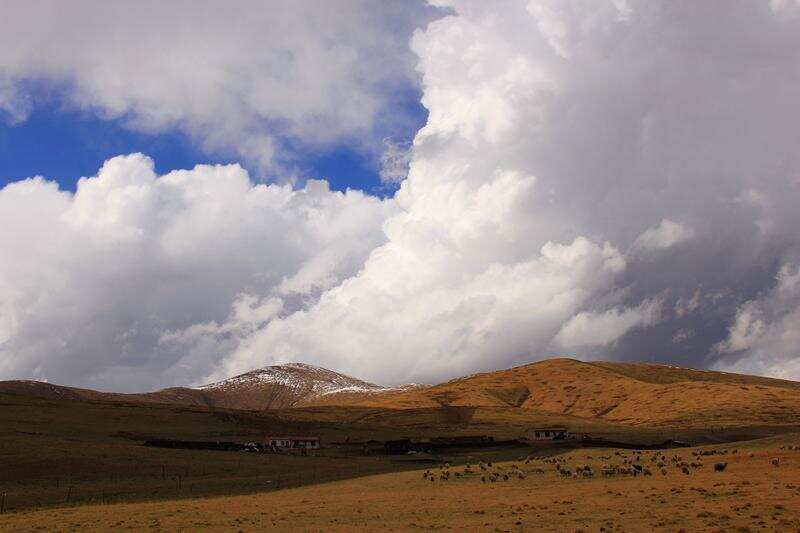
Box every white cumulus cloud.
[554,298,663,349]
[634,220,694,252]
[713,265,800,380]
[0,154,394,390]
[0,0,438,173]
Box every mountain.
[344,358,800,428]
[0,363,416,411]
[3,358,800,428]
[199,363,416,410]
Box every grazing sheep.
[643,467,652,476]
[714,462,727,472]
[660,467,668,476]
[682,466,691,475]
[772,458,780,467]
[518,471,526,480]
[481,476,486,483]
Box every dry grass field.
[2,434,799,532]
[1,390,703,513]
[3,358,800,530]
[336,359,800,428]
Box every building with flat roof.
[264,436,320,450]
[529,427,569,440]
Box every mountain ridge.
[2,358,800,428]
[0,362,421,411]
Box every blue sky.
[0,94,427,196]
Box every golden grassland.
[1,390,709,513]
[9,359,800,429]
[4,358,800,515]
[337,359,800,428]
[4,358,800,530]
[2,434,799,532]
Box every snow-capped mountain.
[0,362,420,411]
[199,362,410,410]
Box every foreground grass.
[8,390,754,512]
[2,435,799,532]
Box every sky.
[2,0,800,392]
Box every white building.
[265,436,320,450]
[529,427,569,441]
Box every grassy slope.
[3,358,800,514]
[3,434,799,532]
[5,358,800,429]
[1,390,655,512]
[329,358,800,427]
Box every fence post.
[161,465,165,480]
[66,486,72,503]
[1,491,6,514]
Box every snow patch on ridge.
[201,362,418,401]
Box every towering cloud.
[195,0,800,384]
[2,0,800,389]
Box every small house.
[265,436,320,450]
[529,427,569,441]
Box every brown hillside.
[3,358,800,428]
[0,363,410,411]
[339,358,800,428]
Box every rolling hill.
[0,362,415,410]
[3,358,800,428]
[334,358,800,428]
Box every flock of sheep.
[420,445,790,484]
[422,460,530,484]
